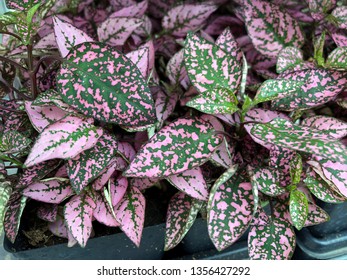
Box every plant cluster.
[0,0,346,260]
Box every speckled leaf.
[93,192,119,227]
[66,133,118,193]
[302,116,347,139]
[276,47,303,73]
[289,189,308,230]
[166,49,189,87]
[4,192,27,243]
[37,204,58,222]
[331,6,347,29]
[56,42,156,126]
[208,172,254,251]
[326,47,347,70]
[162,3,218,37]
[332,31,347,47]
[250,118,347,164]
[307,0,336,21]
[243,0,304,58]
[92,158,119,191]
[118,141,136,163]
[290,154,302,185]
[23,179,73,204]
[5,0,40,11]
[24,101,67,132]
[253,79,304,105]
[155,91,178,129]
[215,27,243,66]
[17,160,60,188]
[305,203,330,227]
[0,131,31,154]
[272,69,347,110]
[64,193,96,247]
[251,167,285,196]
[164,192,203,251]
[110,176,128,207]
[110,0,147,18]
[167,167,208,201]
[269,146,296,187]
[126,46,149,79]
[97,17,142,46]
[114,186,145,247]
[24,116,103,167]
[48,212,68,238]
[124,117,223,178]
[129,177,158,191]
[0,181,12,233]
[248,215,296,260]
[184,33,241,113]
[304,168,346,203]
[53,16,94,58]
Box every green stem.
[0,154,24,168]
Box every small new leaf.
[289,189,308,230]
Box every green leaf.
[326,47,347,70]
[276,47,303,73]
[250,118,347,164]
[289,189,308,230]
[26,2,41,25]
[290,153,302,185]
[253,79,304,105]
[0,131,32,154]
[0,180,12,233]
[314,31,326,67]
[0,11,21,26]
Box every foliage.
[0,0,346,260]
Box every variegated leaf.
[243,0,304,58]
[97,17,142,46]
[37,204,58,222]
[23,179,73,204]
[53,16,94,58]
[117,141,136,163]
[276,47,304,73]
[5,0,40,11]
[166,49,189,88]
[253,79,304,105]
[64,193,96,247]
[331,6,347,29]
[92,158,119,191]
[248,214,296,260]
[56,42,156,126]
[129,177,158,191]
[250,118,347,164]
[269,146,296,187]
[0,181,12,233]
[162,3,218,37]
[307,0,336,21]
[110,0,147,18]
[290,153,302,185]
[48,211,68,238]
[305,202,330,227]
[167,167,209,201]
[208,171,254,251]
[4,192,27,243]
[66,133,118,193]
[110,176,128,207]
[155,90,178,129]
[24,101,67,132]
[215,27,243,66]
[184,32,241,114]
[251,167,286,196]
[332,31,347,47]
[326,47,347,70]
[126,46,149,79]
[93,192,119,227]
[24,116,103,167]
[114,186,145,247]
[272,69,347,110]
[304,168,346,203]
[289,189,308,230]
[123,117,223,178]
[301,115,347,139]
[0,131,31,154]
[164,192,203,251]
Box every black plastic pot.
[294,201,347,260]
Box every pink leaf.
[114,187,145,247]
[37,204,58,222]
[307,0,336,21]
[64,193,96,247]
[129,177,158,191]
[118,141,136,163]
[97,17,142,46]
[305,203,330,226]
[301,115,347,139]
[126,46,150,78]
[155,90,179,128]
[24,116,103,167]
[93,192,119,227]
[92,158,119,191]
[53,16,94,58]
[166,49,189,88]
[24,101,67,132]
[110,176,128,207]
[23,179,74,204]
[162,3,218,37]
[215,27,243,66]
[167,167,209,201]
[110,0,148,18]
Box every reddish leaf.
[162,3,218,37]
[64,193,96,247]
[37,204,58,222]
[124,117,223,178]
[24,116,103,167]
[114,187,145,247]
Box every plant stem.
[0,104,25,114]
[27,44,38,99]
[0,30,22,41]
[0,55,27,72]
[0,76,32,100]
